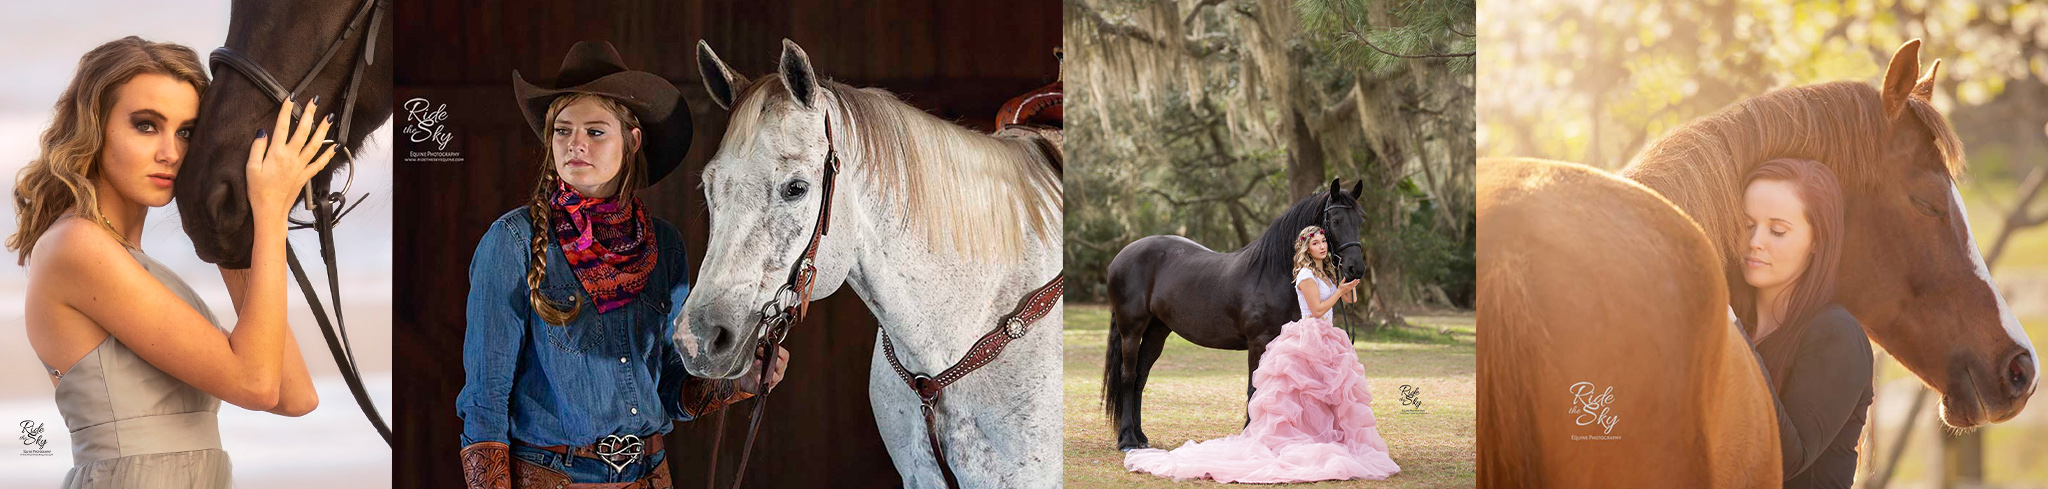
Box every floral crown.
[1297,228,1325,242]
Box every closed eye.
[1910,197,1944,217]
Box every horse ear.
[778,39,821,110]
[697,40,746,111]
[1349,180,1364,200]
[1880,39,1924,120]
[1328,178,1341,198]
[1912,58,1942,103]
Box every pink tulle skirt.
[1124,317,1401,483]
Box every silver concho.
[1005,317,1027,339]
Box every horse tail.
[1102,313,1126,423]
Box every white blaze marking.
[1951,185,2039,383]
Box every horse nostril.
[209,178,249,227]
[709,321,736,354]
[2009,351,2036,398]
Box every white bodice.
[1294,267,1336,321]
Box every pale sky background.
[0,1,392,487]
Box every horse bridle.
[701,113,1061,489]
[1320,198,1363,282]
[705,113,841,489]
[207,0,390,446]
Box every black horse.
[172,0,394,444]
[178,0,392,268]
[1103,178,1369,451]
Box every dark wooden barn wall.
[391,1,1060,487]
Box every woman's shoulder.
[30,215,127,268]
[649,215,682,247]
[472,208,537,260]
[1809,304,1862,336]
[1801,304,1872,363]
[490,207,534,231]
[26,216,144,293]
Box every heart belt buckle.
[594,434,644,473]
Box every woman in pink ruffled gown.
[1125,225,1401,483]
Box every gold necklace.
[97,212,136,249]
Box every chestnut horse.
[1479,158,1778,487]
[1479,39,2036,485]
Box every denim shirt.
[457,208,696,447]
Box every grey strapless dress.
[51,248,232,488]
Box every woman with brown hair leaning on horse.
[1735,158,1871,488]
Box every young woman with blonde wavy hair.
[12,36,335,488]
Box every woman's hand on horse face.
[739,345,791,394]
[244,98,337,222]
[1339,279,1361,292]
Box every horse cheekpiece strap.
[708,112,845,489]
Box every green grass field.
[1063,303,1476,488]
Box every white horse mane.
[717,75,1062,261]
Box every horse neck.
[1618,82,1887,264]
[832,104,1063,374]
[1236,192,1328,285]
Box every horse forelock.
[718,74,1061,262]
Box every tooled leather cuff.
[680,378,755,418]
[459,441,511,489]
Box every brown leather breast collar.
[880,274,1063,489]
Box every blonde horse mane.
[1621,81,1965,263]
[720,75,1062,261]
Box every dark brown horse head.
[176,0,392,268]
[1626,39,2035,428]
[1320,178,1369,282]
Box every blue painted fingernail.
[308,95,319,106]
[256,128,267,138]
[325,114,334,124]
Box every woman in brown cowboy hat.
[456,41,788,489]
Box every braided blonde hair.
[525,93,648,325]
[1290,225,1338,285]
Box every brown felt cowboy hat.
[513,41,691,187]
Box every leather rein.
[207,0,390,445]
[704,114,840,489]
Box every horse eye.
[1910,197,1944,217]
[780,179,809,201]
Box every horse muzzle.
[675,298,764,380]
[1940,347,2036,427]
